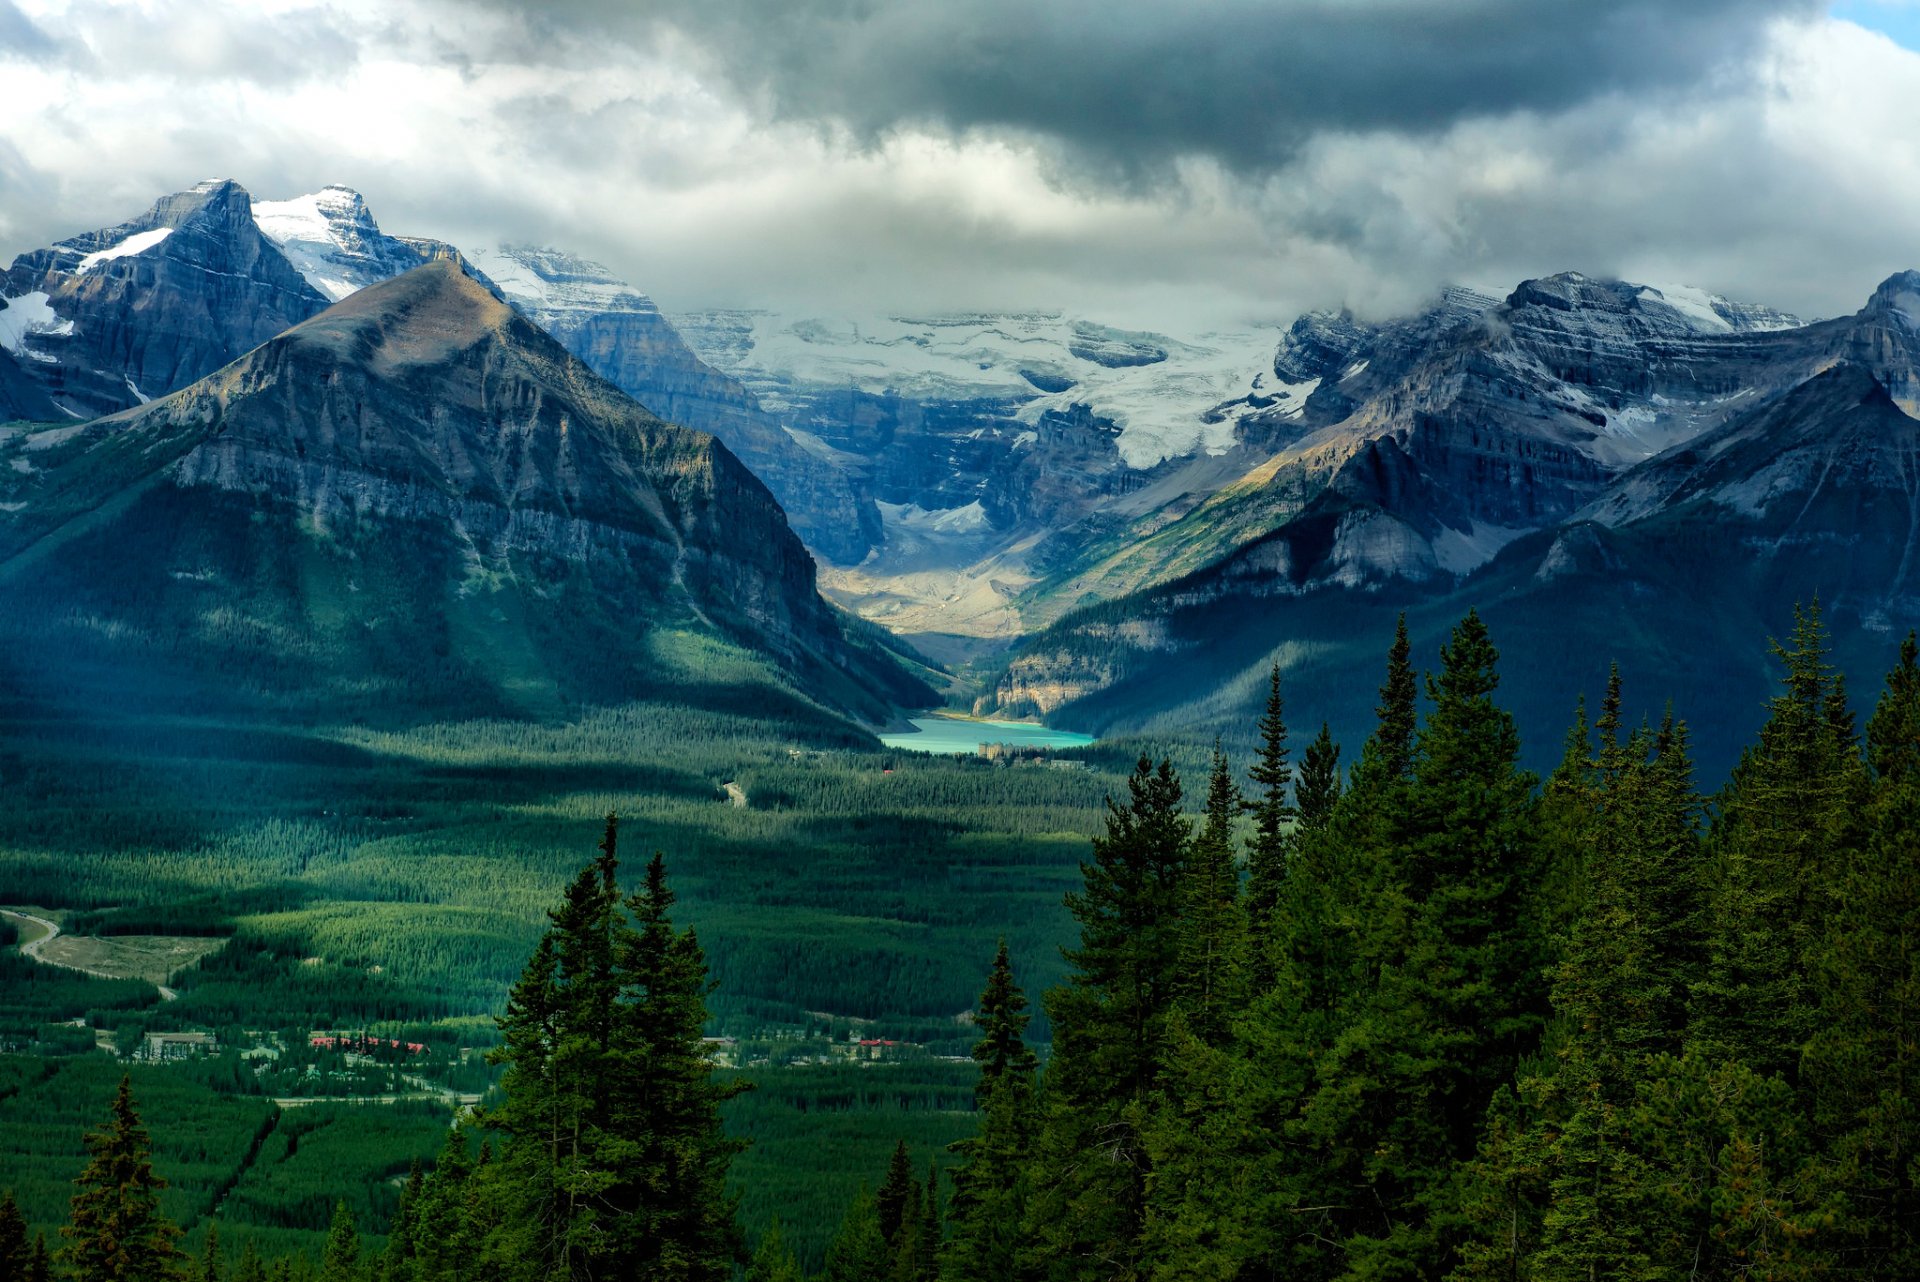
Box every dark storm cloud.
[490,0,1823,175]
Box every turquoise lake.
[879,715,1096,755]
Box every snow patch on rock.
[75,227,173,274]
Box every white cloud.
[0,2,1917,330]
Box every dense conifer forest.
[5,603,1917,1280]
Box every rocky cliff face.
[989,274,1920,761]
[0,179,332,418]
[465,247,882,565]
[0,261,929,722]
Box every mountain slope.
[0,260,931,725]
[465,247,882,564]
[989,356,1920,778]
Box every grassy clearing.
[37,934,225,985]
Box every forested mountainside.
[10,606,1915,1280]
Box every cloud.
[495,0,1824,180]
[0,0,79,62]
[0,1,1916,337]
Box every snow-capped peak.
[252,186,427,302]
[461,245,658,317]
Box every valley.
[4,171,1920,1279]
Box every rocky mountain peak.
[0,259,931,721]
[1866,270,1920,330]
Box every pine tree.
[26,1232,52,1282]
[914,1163,939,1282]
[1245,664,1295,940]
[482,818,745,1282]
[1307,610,1545,1279]
[969,940,1038,1085]
[1022,755,1188,1281]
[233,1240,266,1282]
[821,1189,888,1282]
[64,1074,188,1282]
[0,1190,27,1279]
[744,1219,801,1282]
[198,1223,222,1282]
[1177,746,1245,1044]
[1694,600,1866,1078]
[320,1202,358,1282]
[1804,631,1920,1273]
[614,851,748,1281]
[1295,723,1342,833]
[877,1141,917,1247]
[945,944,1038,1282]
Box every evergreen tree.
[820,1189,888,1282]
[321,1202,358,1282]
[613,851,749,1281]
[1305,610,1544,1279]
[233,1240,267,1282]
[744,1219,801,1282]
[1694,600,1866,1078]
[199,1223,222,1282]
[481,818,744,1282]
[913,1163,939,1282]
[0,1190,27,1279]
[1177,746,1246,1044]
[1804,631,1920,1273]
[877,1142,917,1247]
[969,940,1038,1085]
[26,1232,52,1282]
[1022,756,1188,1281]
[1295,723,1342,833]
[63,1074,188,1282]
[945,944,1038,1282]
[1245,665,1295,939]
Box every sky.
[1,0,1918,331]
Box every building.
[139,1031,217,1061]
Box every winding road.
[1,908,177,1000]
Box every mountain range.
[989,274,1920,775]
[4,177,1918,768]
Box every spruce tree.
[744,1219,801,1282]
[1307,610,1544,1279]
[1295,723,1342,833]
[1804,632,1920,1273]
[1177,746,1246,1044]
[482,818,744,1282]
[199,1223,222,1282]
[64,1074,188,1282]
[876,1142,917,1247]
[945,944,1038,1282]
[914,1163,939,1282]
[320,1202,358,1282]
[233,1240,266,1282]
[820,1189,888,1282]
[1022,755,1188,1281]
[1245,664,1295,939]
[26,1233,52,1282]
[1694,600,1866,1078]
[614,851,748,1281]
[0,1190,27,1278]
